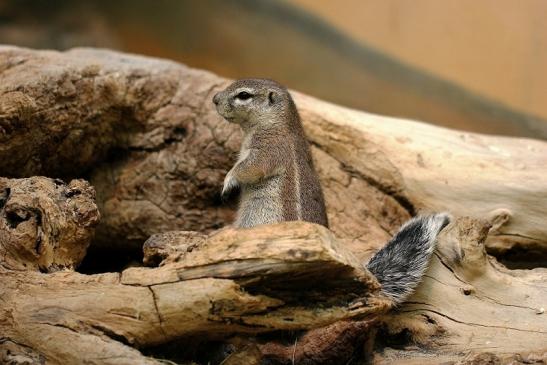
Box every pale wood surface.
[1,46,546,364]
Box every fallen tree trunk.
[0,47,546,364]
[1,177,546,364]
[0,46,546,264]
[0,177,389,364]
[376,217,547,364]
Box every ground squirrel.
[213,78,328,228]
[214,78,450,304]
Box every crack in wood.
[147,286,168,341]
[400,308,547,334]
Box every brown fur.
[213,79,328,228]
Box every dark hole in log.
[164,126,187,144]
[487,245,547,270]
[143,338,235,365]
[77,243,144,274]
[174,126,187,135]
[33,209,42,225]
[34,234,42,255]
[374,325,414,351]
[143,251,163,268]
[6,209,29,229]
[242,265,364,306]
[89,324,132,347]
[65,189,81,198]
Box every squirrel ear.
[268,91,277,105]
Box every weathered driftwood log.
[216,218,547,365]
[1,178,545,364]
[376,217,547,364]
[0,46,546,266]
[0,176,100,272]
[0,180,389,364]
[1,47,546,364]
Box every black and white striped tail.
[366,213,451,304]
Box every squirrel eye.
[235,91,252,100]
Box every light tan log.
[1,47,546,364]
[297,94,547,261]
[374,217,547,364]
[0,181,388,364]
[0,176,100,272]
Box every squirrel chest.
[235,131,328,228]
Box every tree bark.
[0,181,388,364]
[375,217,547,364]
[1,46,545,262]
[1,46,546,364]
[0,176,99,272]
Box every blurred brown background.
[1,0,546,139]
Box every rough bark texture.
[0,46,546,364]
[0,176,100,272]
[375,217,547,364]
[1,197,389,364]
[142,230,207,267]
[1,46,546,263]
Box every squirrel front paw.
[221,172,239,201]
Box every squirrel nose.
[213,93,220,105]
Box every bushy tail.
[366,213,451,304]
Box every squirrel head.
[213,78,296,129]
